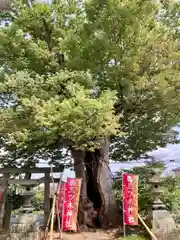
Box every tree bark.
[0,173,9,229]
[97,139,121,228]
[71,139,121,229]
[71,149,88,228]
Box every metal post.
[61,172,66,238]
[56,171,64,240]
[44,172,50,227]
[122,171,126,238]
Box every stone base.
[14,214,37,225]
[8,232,39,240]
[152,210,176,239]
[9,214,40,240]
[155,229,180,240]
[11,223,39,233]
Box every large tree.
[0,0,180,228]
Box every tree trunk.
[71,139,121,229]
[71,149,88,229]
[0,173,9,229]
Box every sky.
[111,126,180,173]
[150,126,180,163]
[110,126,180,175]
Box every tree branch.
[42,17,53,51]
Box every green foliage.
[9,185,44,214]
[0,0,179,161]
[163,178,180,223]
[31,186,44,211]
[120,237,146,240]
[114,162,180,219]
[9,185,44,213]
[7,187,24,211]
[1,70,119,149]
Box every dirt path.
[52,229,120,240]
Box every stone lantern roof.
[149,169,164,185]
[149,175,164,185]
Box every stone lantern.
[19,182,37,213]
[10,181,40,240]
[149,170,166,210]
[149,170,176,239]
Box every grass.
[119,237,147,240]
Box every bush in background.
[31,186,44,212]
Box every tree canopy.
[0,0,180,163]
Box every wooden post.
[3,195,12,232]
[44,172,50,228]
[138,214,158,240]
[0,173,9,229]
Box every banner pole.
[122,171,126,238]
[138,214,157,240]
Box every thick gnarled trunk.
[71,139,121,229]
[71,149,87,227]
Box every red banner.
[123,173,138,226]
[0,186,4,203]
[57,183,66,216]
[62,178,82,231]
[0,191,2,202]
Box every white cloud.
[147,126,180,162]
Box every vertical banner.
[0,186,4,203]
[0,192,2,203]
[123,173,138,226]
[57,183,66,216]
[63,178,82,231]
